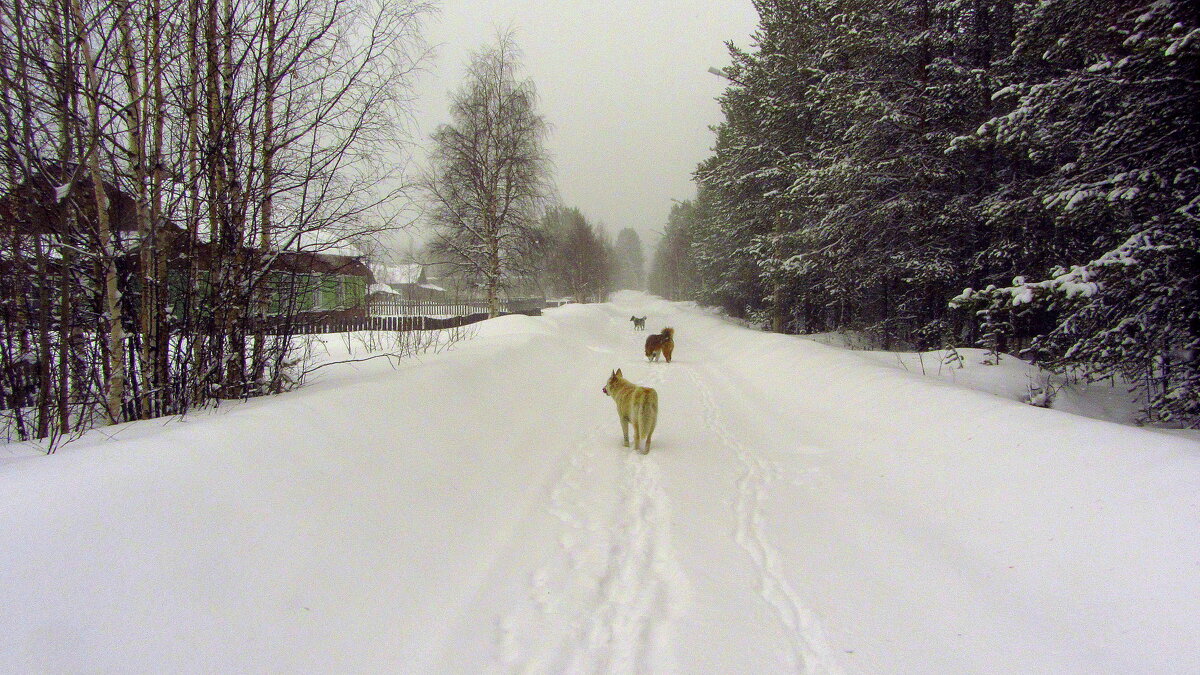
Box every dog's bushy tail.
[662,327,674,339]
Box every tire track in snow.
[682,362,840,675]
[498,327,686,674]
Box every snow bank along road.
[2,292,1198,674]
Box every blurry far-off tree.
[613,228,645,291]
[540,206,614,303]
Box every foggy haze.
[404,0,760,254]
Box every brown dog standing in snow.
[602,369,658,454]
[644,327,674,363]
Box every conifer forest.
[650,0,1198,426]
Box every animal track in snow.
[568,453,683,673]
[683,364,840,675]
[497,362,686,674]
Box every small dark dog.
[645,327,674,363]
[630,315,646,331]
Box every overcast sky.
[402,0,761,254]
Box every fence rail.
[286,297,551,335]
[289,312,490,335]
[367,297,547,318]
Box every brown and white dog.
[602,368,658,453]
[644,327,674,363]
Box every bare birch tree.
[425,34,551,317]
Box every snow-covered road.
[2,292,1198,674]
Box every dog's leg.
[620,415,630,447]
[642,393,657,454]
[632,419,641,451]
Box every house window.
[167,269,214,320]
[342,275,365,309]
[297,274,319,312]
[263,273,366,312]
[263,271,295,316]
[316,275,340,310]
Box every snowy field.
[2,292,1198,674]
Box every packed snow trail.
[2,292,1198,674]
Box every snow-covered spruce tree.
[694,0,832,330]
[790,0,1037,349]
[425,35,551,318]
[691,132,777,323]
[697,0,1032,344]
[958,0,1199,425]
[781,0,947,346]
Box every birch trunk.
[70,0,126,424]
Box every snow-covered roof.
[368,283,400,296]
[372,264,425,286]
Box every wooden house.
[371,264,447,302]
[1,163,375,325]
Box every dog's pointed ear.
[616,368,622,377]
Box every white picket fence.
[367,297,547,319]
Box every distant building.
[371,264,447,302]
[0,163,376,323]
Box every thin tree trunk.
[218,0,246,396]
[251,0,278,388]
[488,238,501,318]
[116,0,154,418]
[148,0,170,413]
[51,0,77,435]
[70,0,126,424]
[185,0,204,407]
[204,0,228,396]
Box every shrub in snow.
[1024,376,1057,409]
[942,346,965,370]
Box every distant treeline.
[649,0,1198,426]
